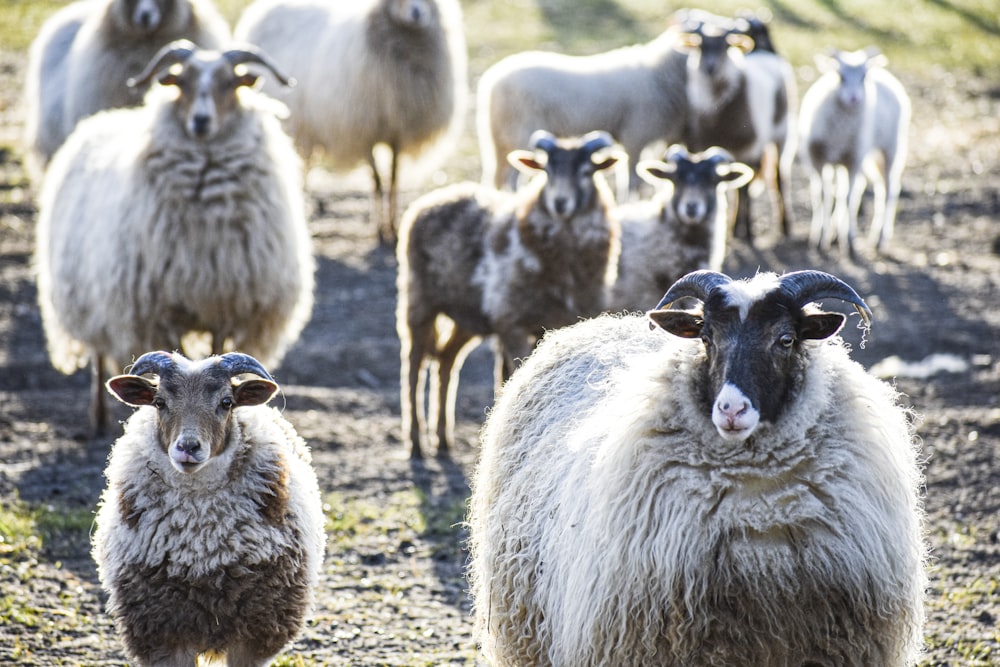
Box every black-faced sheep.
[93,351,326,666]
[477,26,689,193]
[34,41,314,435]
[610,145,753,313]
[469,270,926,666]
[397,130,622,459]
[22,0,230,178]
[235,0,468,244]
[799,47,911,256]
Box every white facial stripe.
[720,273,781,320]
[712,382,760,442]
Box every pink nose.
[717,397,749,419]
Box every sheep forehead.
[717,273,782,320]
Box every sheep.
[676,10,797,241]
[34,41,315,436]
[22,0,230,179]
[798,47,911,257]
[234,0,468,244]
[468,269,926,666]
[93,350,326,666]
[397,130,622,459]
[610,145,753,313]
[477,25,689,193]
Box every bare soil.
[1,48,999,665]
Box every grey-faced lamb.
[34,41,315,436]
[397,130,622,459]
[677,10,797,241]
[477,25,689,193]
[469,269,926,666]
[22,0,230,178]
[610,145,753,313]
[798,47,911,256]
[93,351,326,666]
[235,0,468,244]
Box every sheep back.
[92,405,325,660]
[470,314,925,666]
[35,91,314,374]
[236,0,467,175]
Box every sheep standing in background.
[397,131,622,459]
[94,351,326,666]
[22,0,230,178]
[610,146,752,313]
[235,0,468,244]
[799,47,911,256]
[35,42,314,435]
[678,10,796,241]
[477,26,689,193]
[469,270,926,666]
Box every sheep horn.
[223,46,296,87]
[778,270,873,326]
[529,130,558,154]
[653,270,733,311]
[581,130,614,155]
[217,353,275,381]
[127,39,196,88]
[129,351,178,378]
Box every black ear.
[107,375,158,407]
[648,309,704,338]
[233,379,279,407]
[799,312,846,340]
[235,72,260,89]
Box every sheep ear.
[508,150,545,174]
[799,312,846,340]
[866,53,888,70]
[591,151,622,172]
[236,72,260,89]
[726,32,754,53]
[232,379,279,407]
[647,309,704,338]
[107,375,158,407]
[157,71,180,87]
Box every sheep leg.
[808,167,832,249]
[734,181,753,241]
[387,145,400,244]
[223,642,274,667]
[432,325,476,458]
[90,351,108,437]
[369,152,388,245]
[772,147,792,237]
[401,316,435,459]
[843,168,866,259]
[143,647,198,666]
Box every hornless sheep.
[610,145,753,313]
[397,130,622,459]
[93,351,326,666]
[799,47,911,256]
[469,269,926,666]
[22,0,230,178]
[34,41,314,436]
[477,26,689,192]
[235,0,468,243]
[677,10,796,241]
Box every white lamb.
[22,0,230,178]
[469,269,926,666]
[799,47,911,256]
[34,42,314,435]
[94,351,326,666]
[235,0,468,243]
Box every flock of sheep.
[20,0,926,664]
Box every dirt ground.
[1,44,999,666]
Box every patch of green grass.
[0,499,40,558]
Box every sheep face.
[112,0,189,36]
[648,271,871,442]
[106,352,278,473]
[508,130,620,222]
[386,0,437,28]
[678,17,753,112]
[820,48,886,112]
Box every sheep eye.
[700,334,712,348]
[220,397,234,411]
[779,334,795,348]
[152,397,167,410]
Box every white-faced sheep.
[477,25,689,193]
[799,47,911,256]
[34,41,315,436]
[235,0,468,244]
[469,269,926,666]
[676,10,797,242]
[22,0,230,178]
[93,351,326,666]
[397,130,622,459]
[610,145,753,313]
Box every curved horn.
[129,351,178,378]
[217,352,275,381]
[778,270,873,326]
[529,129,557,153]
[580,130,614,154]
[653,270,733,311]
[664,144,691,163]
[127,39,196,88]
[222,46,296,87]
[701,146,736,165]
